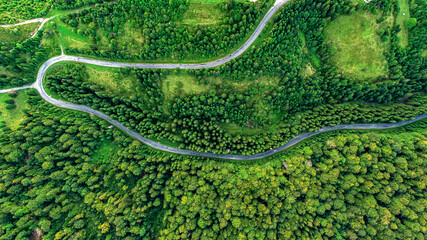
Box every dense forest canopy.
[0,90,426,239]
[0,0,426,239]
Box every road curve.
[1,0,426,160]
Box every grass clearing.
[179,3,226,26]
[151,137,182,148]
[234,75,280,90]
[116,21,146,54]
[56,19,91,51]
[92,141,119,163]
[0,66,19,78]
[0,90,30,130]
[0,22,40,42]
[395,0,410,47]
[85,64,137,97]
[162,73,210,100]
[325,11,391,82]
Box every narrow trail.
[0,17,55,39]
[0,0,425,160]
[0,18,45,28]
[0,85,33,94]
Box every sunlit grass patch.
[56,20,91,51]
[92,141,119,163]
[179,3,225,25]
[0,90,31,130]
[85,65,137,96]
[162,73,210,100]
[325,11,391,82]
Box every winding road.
[1,0,426,160]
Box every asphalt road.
[1,0,426,160]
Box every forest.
[41,0,427,155]
[0,89,426,239]
[0,0,426,239]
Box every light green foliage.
[0,0,50,24]
[405,18,417,29]
[0,0,108,24]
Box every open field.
[162,73,211,100]
[0,90,30,130]
[55,20,91,51]
[85,65,138,97]
[179,3,226,25]
[325,11,392,81]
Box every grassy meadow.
[0,90,30,130]
[325,11,393,81]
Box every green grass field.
[0,90,30,130]
[179,3,226,25]
[162,73,211,101]
[56,20,91,51]
[0,22,40,42]
[85,64,138,97]
[395,0,410,47]
[325,11,392,81]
